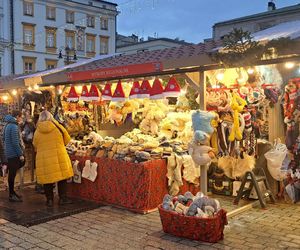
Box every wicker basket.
[158,205,227,243]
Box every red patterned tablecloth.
[67,156,199,213]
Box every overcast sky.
[110,0,300,43]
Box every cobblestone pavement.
[0,202,300,250]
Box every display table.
[67,156,199,213]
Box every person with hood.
[3,110,25,202]
[33,110,73,207]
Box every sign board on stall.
[67,62,163,82]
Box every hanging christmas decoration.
[112,80,126,102]
[66,86,79,102]
[150,78,164,99]
[80,85,90,101]
[164,77,181,97]
[88,84,100,101]
[139,79,151,98]
[101,82,113,101]
[129,81,141,99]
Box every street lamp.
[58,46,77,65]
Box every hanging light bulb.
[34,85,39,90]
[12,89,17,96]
[285,62,295,69]
[58,89,63,94]
[247,68,254,74]
[216,73,224,81]
[28,86,32,91]
[3,95,8,101]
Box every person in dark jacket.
[0,139,7,178]
[3,110,25,202]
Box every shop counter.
[67,156,199,213]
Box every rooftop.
[214,4,300,27]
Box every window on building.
[45,27,56,48]
[100,17,108,30]
[65,30,75,49]
[86,34,96,53]
[46,6,56,20]
[23,23,35,48]
[100,36,109,55]
[23,1,34,16]
[45,59,57,69]
[87,15,95,28]
[66,10,74,24]
[23,57,36,73]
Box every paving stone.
[0,241,16,248]
[17,242,35,249]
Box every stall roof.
[252,20,300,41]
[0,74,27,90]
[41,43,215,85]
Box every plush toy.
[88,131,103,148]
[186,196,220,216]
[191,110,216,135]
[228,93,247,141]
[188,131,214,166]
[174,202,189,215]
[162,194,174,211]
[121,100,140,121]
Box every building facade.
[1,0,118,76]
[117,35,192,55]
[213,3,300,40]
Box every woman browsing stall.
[33,110,74,207]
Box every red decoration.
[87,84,100,101]
[139,79,151,98]
[150,78,164,99]
[101,82,112,101]
[112,80,126,102]
[158,205,227,243]
[164,77,181,97]
[67,86,79,102]
[67,156,199,213]
[80,85,90,101]
[129,81,140,99]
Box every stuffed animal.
[162,194,174,211]
[88,131,103,148]
[191,110,216,135]
[188,131,214,166]
[186,196,220,216]
[228,93,247,141]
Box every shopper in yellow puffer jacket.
[33,110,74,207]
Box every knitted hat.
[164,77,181,97]
[112,80,126,102]
[243,112,252,132]
[88,84,100,101]
[80,85,90,102]
[129,81,140,99]
[67,86,79,102]
[150,78,164,100]
[139,80,151,98]
[101,82,112,101]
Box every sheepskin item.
[82,160,98,182]
[72,160,82,184]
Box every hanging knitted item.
[112,80,126,102]
[228,93,247,141]
[80,85,90,102]
[139,80,151,98]
[164,77,181,97]
[129,81,140,99]
[150,78,164,99]
[101,82,113,101]
[67,86,79,102]
[88,84,100,101]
